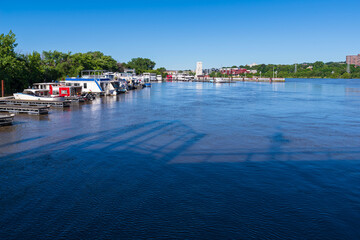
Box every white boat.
[13,89,65,101]
[213,78,235,83]
[65,70,125,96]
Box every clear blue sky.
[1,0,359,70]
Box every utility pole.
[1,80,4,97]
[295,63,297,73]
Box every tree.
[341,72,351,79]
[314,61,325,69]
[125,57,156,74]
[0,30,26,94]
[24,51,44,85]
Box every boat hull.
[13,93,65,101]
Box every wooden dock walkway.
[0,114,15,126]
[0,99,71,108]
[0,105,49,115]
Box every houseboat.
[33,83,82,97]
[156,75,163,81]
[64,70,126,96]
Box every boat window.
[84,83,87,89]
[23,91,35,96]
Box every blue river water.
[0,79,360,239]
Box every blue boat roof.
[65,78,111,81]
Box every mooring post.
[1,80,4,97]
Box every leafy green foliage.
[0,31,126,95]
[0,30,27,94]
[124,58,156,74]
[245,62,360,79]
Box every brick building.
[220,68,248,75]
[346,54,360,66]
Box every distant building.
[166,70,178,75]
[346,54,360,66]
[203,68,219,75]
[248,63,258,68]
[196,62,203,77]
[220,67,248,75]
[123,68,136,74]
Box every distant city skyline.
[1,0,359,70]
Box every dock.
[234,77,286,82]
[194,77,286,83]
[0,114,15,126]
[0,99,71,108]
[0,105,49,115]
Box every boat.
[64,70,119,96]
[213,78,235,83]
[13,89,65,101]
[134,82,145,89]
[143,77,152,87]
[33,82,82,98]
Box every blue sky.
[1,0,359,70]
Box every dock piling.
[1,80,4,97]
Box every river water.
[1,79,360,239]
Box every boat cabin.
[33,83,82,97]
[64,70,119,95]
[23,89,51,97]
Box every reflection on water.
[1,80,360,239]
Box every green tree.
[125,57,156,74]
[0,30,26,94]
[24,51,44,85]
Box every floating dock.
[0,114,15,126]
[234,77,286,82]
[194,77,286,83]
[0,105,49,115]
[0,99,71,108]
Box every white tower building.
[196,62,203,77]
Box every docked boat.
[13,89,65,101]
[144,78,152,87]
[213,78,235,83]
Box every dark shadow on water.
[0,136,45,148]
[1,121,360,164]
[0,120,206,164]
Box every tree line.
[0,31,165,95]
[214,61,360,79]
